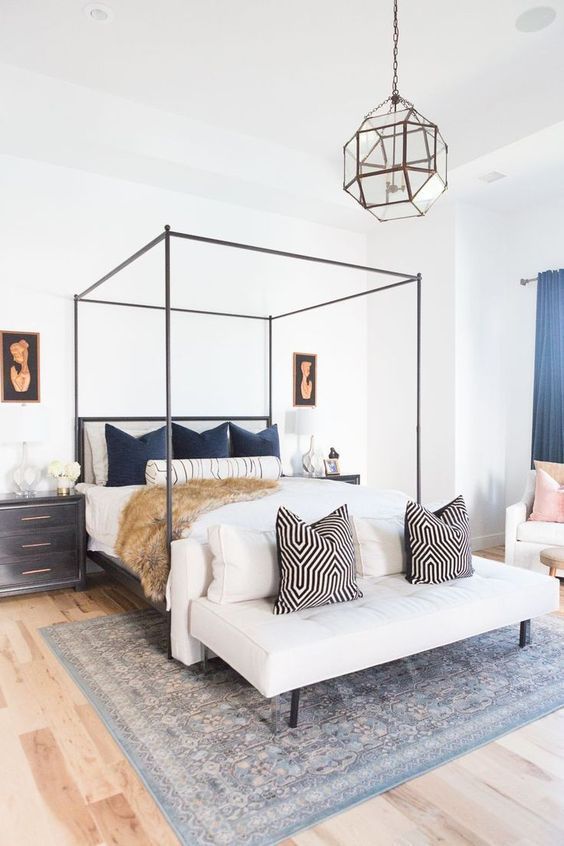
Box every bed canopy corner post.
[268,315,273,427]
[416,272,422,505]
[73,293,80,467]
[164,225,173,659]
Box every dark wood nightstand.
[323,474,360,485]
[0,492,86,598]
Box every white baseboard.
[472,532,505,551]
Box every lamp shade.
[295,408,317,437]
[1,403,47,443]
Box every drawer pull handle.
[21,568,52,576]
[21,515,51,521]
[21,542,52,549]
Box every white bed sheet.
[76,482,142,554]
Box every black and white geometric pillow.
[273,504,363,615]
[404,495,474,584]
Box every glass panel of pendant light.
[411,173,444,214]
[343,137,360,197]
[367,200,419,221]
[405,121,435,170]
[360,166,408,207]
[410,130,447,212]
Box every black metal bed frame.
[73,225,422,644]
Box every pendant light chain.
[365,0,412,119]
[391,0,399,102]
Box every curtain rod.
[520,276,538,286]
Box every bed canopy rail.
[74,225,422,646]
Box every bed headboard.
[77,416,272,485]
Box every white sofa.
[506,469,564,577]
[190,556,559,728]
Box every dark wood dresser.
[0,492,86,598]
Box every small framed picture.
[293,352,317,407]
[324,459,340,476]
[1,331,41,403]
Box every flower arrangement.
[48,460,81,482]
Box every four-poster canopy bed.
[73,225,422,644]
[68,228,561,735]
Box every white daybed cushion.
[146,455,281,486]
[351,515,405,576]
[190,557,559,698]
[207,525,278,604]
[516,519,564,546]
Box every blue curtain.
[531,269,564,463]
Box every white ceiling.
[451,119,564,213]
[1,0,564,227]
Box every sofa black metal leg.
[202,645,210,673]
[289,689,301,728]
[519,619,531,648]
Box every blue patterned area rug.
[40,611,564,846]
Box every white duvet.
[77,477,410,555]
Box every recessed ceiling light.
[478,171,508,184]
[515,6,556,32]
[83,3,114,23]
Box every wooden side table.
[0,492,86,598]
[540,546,564,577]
[323,474,361,485]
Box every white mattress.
[77,477,410,555]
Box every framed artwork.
[293,352,317,407]
[324,459,341,476]
[1,331,41,403]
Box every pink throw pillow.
[529,469,564,522]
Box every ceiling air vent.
[478,171,507,184]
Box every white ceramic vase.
[57,477,73,496]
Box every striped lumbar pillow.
[145,455,281,486]
[273,504,362,615]
[404,495,473,584]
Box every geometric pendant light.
[343,0,448,221]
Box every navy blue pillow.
[105,424,166,487]
[172,422,229,459]
[229,422,280,459]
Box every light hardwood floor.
[0,547,562,846]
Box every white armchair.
[505,469,564,576]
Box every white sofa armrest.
[505,501,527,567]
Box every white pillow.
[86,425,109,486]
[350,514,405,576]
[207,524,279,604]
[146,455,282,486]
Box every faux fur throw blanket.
[115,478,279,603]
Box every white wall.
[0,154,368,491]
[365,202,456,503]
[454,204,508,548]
